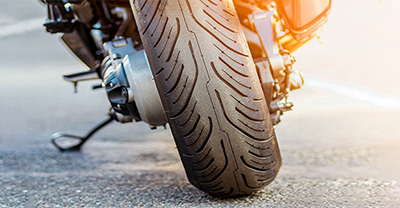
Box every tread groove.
[150,3,168,37]
[197,166,218,178]
[244,135,275,149]
[193,158,214,172]
[170,40,198,118]
[172,76,189,104]
[205,20,237,43]
[153,17,169,48]
[211,62,248,97]
[185,0,249,57]
[155,67,164,75]
[238,119,265,132]
[187,124,205,146]
[221,69,251,89]
[235,107,264,122]
[219,57,247,77]
[198,140,228,183]
[202,9,236,33]
[250,158,273,166]
[194,117,213,153]
[180,101,197,126]
[142,0,163,34]
[206,0,217,6]
[241,174,259,189]
[140,0,149,11]
[230,94,259,112]
[166,18,181,62]
[241,156,274,172]
[183,115,201,137]
[166,65,185,94]
[249,150,273,159]
[166,51,181,80]
[158,26,174,58]
[223,9,235,17]
[214,44,245,66]
[200,0,232,25]
[193,148,212,164]
[215,90,266,141]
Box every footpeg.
[63,68,99,93]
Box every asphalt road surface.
[1,0,399,207]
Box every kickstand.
[51,115,114,152]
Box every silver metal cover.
[104,38,167,126]
[122,51,167,126]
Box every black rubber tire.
[130,0,281,197]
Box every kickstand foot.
[51,115,114,152]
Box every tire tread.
[131,0,281,196]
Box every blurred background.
[0,0,399,206]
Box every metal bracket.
[249,11,285,74]
[255,58,274,106]
[103,38,167,127]
[63,67,99,93]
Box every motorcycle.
[42,0,331,197]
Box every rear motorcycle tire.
[130,0,281,197]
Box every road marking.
[304,75,400,109]
[0,18,43,39]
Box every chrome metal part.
[103,38,130,68]
[63,68,98,83]
[63,68,99,93]
[103,38,167,126]
[121,50,167,126]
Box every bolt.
[122,87,129,101]
[112,53,122,60]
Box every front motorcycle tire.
[131,0,281,197]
